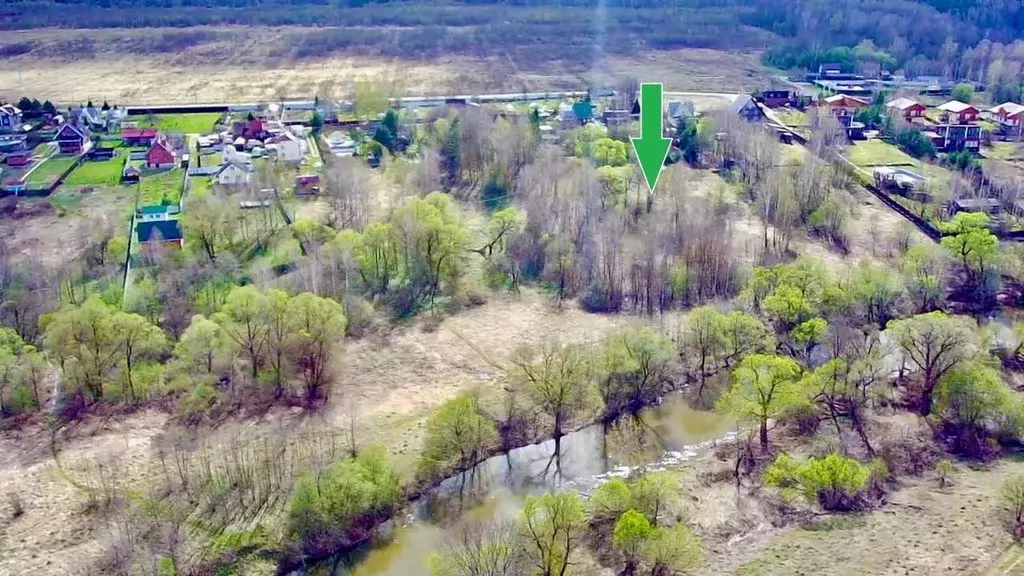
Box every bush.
[764,453,869,511]
[286,450,401,558]
[416,393,498,482]
[581,283,623,313]
[1002,476,1024,540]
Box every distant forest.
[2,0,1024,93]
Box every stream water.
[311,397,735,576]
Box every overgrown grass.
[128,113,221,134]
[25,155,78,187]
[139,168,184,206]
[64,151,126,187]
[845,139,916,167]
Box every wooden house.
[122,128,159,147]
[937,101,980,124]
[758,90,793,108]
[145,139,176,169]
[55,123,88,155]
[732,94,765,122]
[137,219,184,252]
[885,97,926,120]
[823,94,869,118]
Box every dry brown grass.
[0,28,771,105]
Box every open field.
[0,185,136,266]
[139,168,183,205]
[0,28,771,105]
[128,112,222,134]
[25,155,78,187]
[63,152,126,188]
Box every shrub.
[286,450,401,558]
[764,453,869,511]
[936,459,953,487]
[1002,476,1024,540]
[589,471,679,526]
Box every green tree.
[599,326,675,412]
[573,123,607,159]
[790,317,828,361]
[353,80,388,122]
[391,192,468,308]
[112,311,166,402]
[886,311,978,416]
[264,289,294,397]
[43,297,120,402]
[108,235,129,265]
[764,452,870,511]
[174,314,228,375]
[679,306,728,395]
[940,212,998,292]
[934,361,1018,454]
[901,243,949,312]
[613,510,654,572]
[594,137,627,166]
[641,524,704,576]
[442,116,461,190]
[851,261,904,326]
[589,471,679,526]
[764,285,814,328]
[309,110,324,135]
[518,492,587,576]
[212,286,270,383]
[511,342,599,452]
[288,292,346,404]
[418,392,498,481]
[951,83,974,103]
[719,354,805,452]
[287,449,400,557]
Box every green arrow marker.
[630,82,672,192]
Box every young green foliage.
[764,452,870,511]
[719,354,805,452]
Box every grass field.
[845,139,917,167]
[188,175,213,197]
[139,167,184,205]
[775,108,808,127]
[986,142,1024,160]
[128,112,222,134]
[63,152,126,187]
[25,155,79,187]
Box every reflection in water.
[318,398,734,576]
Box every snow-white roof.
[886,97,922,111]
[938,100,976,113]
[990,102,1024,116]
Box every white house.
[216,161,252,186]
[0,104,22,134]
[269,131,306,162]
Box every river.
[311,397,735,576]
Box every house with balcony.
[988,102,1024,138]
[932,100,982,152]
[823,94,869,119]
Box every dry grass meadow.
[0,27,770,105]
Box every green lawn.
[139,168,184,206]
[776,108,808,127]
[845,139,916,167]
[64,151,126,187]
[188,175,213,197]
[127,112,222,135]
[26,155,80,187]
[985,142,1024,160]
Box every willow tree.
[719,354,805,452]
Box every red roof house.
[937,101,980,124]
[122,128,159,147]
[146,139,176,168]
[885,97,927,120]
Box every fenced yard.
[139,167,184,205]
[64,151,127,187]
[845,139,916,167]
[25,155,79,188]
